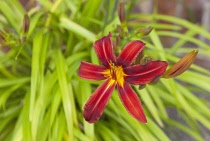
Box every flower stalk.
[117,0,128,36]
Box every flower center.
[103,62,125,87]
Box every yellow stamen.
[108,79,116,87]
[115,66,125,87]
[103,61,126,87]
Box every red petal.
[124,61,168,85]
[83,79,116,123]
[94,33,116,67]
[117,82,147,123]
[78,61,107,80]
[117,41,145,67]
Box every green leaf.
[138,87,164,127]
[54,48,76,140]
[60,17,96,42]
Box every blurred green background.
[0,0,210,141]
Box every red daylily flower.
[78,33,168,123]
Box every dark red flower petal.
[117,82,147,123]
[124,61,168,85]
[94,33,116,67]
[83,79,116,123]
[78,61,107,81]
[117,41,145,67]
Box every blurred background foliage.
[0,0,210,141]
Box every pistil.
[106,61,125,87]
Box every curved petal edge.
[124,61,168,85]
[78,61,107,81]
[117,40,145,67]
[83,79,116,123]
[117,82,147,123]
[93,33,116,67]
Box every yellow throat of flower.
[103,62,125,87]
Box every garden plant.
[0,0,210,141]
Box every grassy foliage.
[0,0,210,141]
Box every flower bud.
[135,49,144,64]
[117,1,128,36]
[139,84,146,90]
[117,25,124,37]
[163,50,198,78]
[114,34,121,54]
[23,14,30,35]
[140,56,152,65]
[0,31,7,45]
[118,1,126,24]
[149,76,161,85]
[135,26,153,37]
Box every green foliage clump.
[0,0,210,141]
